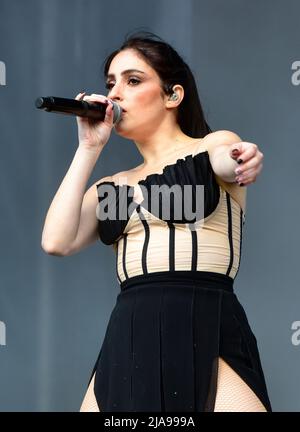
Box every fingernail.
[232,149,239,155]
[237,159,243,164]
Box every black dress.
[82,149,272,412]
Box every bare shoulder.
[203,130,242,153]
[110,170,134,185]
[92,175,113,198]
[95,175,113,186]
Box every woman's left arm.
[207,130,264,186]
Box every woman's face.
[105,49,170,140]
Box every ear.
[165,84,184,109]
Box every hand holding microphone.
[75,92,116,151]
[35,93,123,151]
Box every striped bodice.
[96,151,245,284]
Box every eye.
[128,78,140,85]
[105,77,141,90]
[105,82,113,90]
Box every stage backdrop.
[0,0,299,411]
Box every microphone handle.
[35,96,122,123]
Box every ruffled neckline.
[96,150,209,189]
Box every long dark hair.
[102,31,212,138]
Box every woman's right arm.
[41,92,114,256]
[41,147,110,256]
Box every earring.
[169,93,179,101]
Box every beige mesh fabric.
[79,373,100,412]
[116,187,244,282]
[214,357,267,412]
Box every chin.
[114,122,136,140]
[114,126,132,139]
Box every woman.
[41,31,272,412]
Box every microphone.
[35,96,123,124]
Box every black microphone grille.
[35,97,44,108]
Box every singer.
[41,31,272,412]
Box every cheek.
[134,85,163,108]
[134,94,164,120]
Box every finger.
[234,153,263,176]
[236,165,263,185]
[236,167,258,183]
[75,92,86,100]
[82,95,110,105]
[89,94,110,103]
[90,94,108,98]
[235,144,258,164]
[230,149,241,160]
[103,100,114,125]
[230,144,243,160]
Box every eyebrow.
[106,69,146,80]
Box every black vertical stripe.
[225,192,234,276]
[191,285,196,410]
[190,223,198,271]
[130,288,137,408]
[159,289,165,410]
[137,206,149,274]
[115,241,121,284]
[235,209,244,277]
[203,291,222,411]
[122,233,129,280]
[168,222,175,271]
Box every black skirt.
[88,271,272,412]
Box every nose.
[107,83,123,102]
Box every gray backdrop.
[0,0,299,412]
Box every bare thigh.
[214,357,267,412]
[79,373,100,412]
